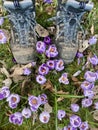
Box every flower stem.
[57,94,84,98]
[54,0,58,6]
[55,86,58,130]
[20,95,28,100]
[89,121,98,127]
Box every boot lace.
[48,1,87,47]
[1,3,36,46]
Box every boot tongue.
[4,0,33,10]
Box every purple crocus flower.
[95,71,98,79]
[44,36,51,45]
[96,71,98,78]
[39,93,48,105]
[23,68,31,75]
[9,103,18,109]
[22,107,31,118]
[80,81,94,90]
[89,54,98,66]
[82,98,93,108]
[0,86,10,100]
[55,59,64,71]
[76,52,84,65]
[76,52,84,58]
[88,36,97,45]
[28,95,41,111]
[44,0,52,4]
[46,44,58,58]
[94,102,98,110]
[71,104,80,112]
[7,94,20,104]
[57,110,66,120]
[31,61,36,67]
[0,17,4,26]
[30,106,38,112]
[62,126,68,130]
[83,90,94,99]
[39,111,50,123]
[38,64,49,75]
[36,75,46,85]
[9,112,23,125]
[12,58,17,63]
[68,125,77,130]
[59,73,69,85]
[36,41,46,54]
[70,115,82,128]
[7,94,20,109]
[84,71,97,82]
[0,30,7,44]
[0,93,4,100]
[79,121,89,130]
[46,60,55,70]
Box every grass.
[0,0,98,130]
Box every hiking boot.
[3,0,36,64]
[56,0,93,64]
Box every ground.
[0,0,98,130]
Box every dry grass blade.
[57,91,69,102]
[35,24,49,37]
[47,26,56,35]
[45,6,54,15]
[90,24,94,35]
[93,85,98,99]
[73,70,82,77]
[93,110,98,121]
[12,75,26,83]
[0,5,3,16]
[44,103,52,113]
[32,112,38,125]
[10,66,24,77]
[0,60,7,68]
[57,97,65,102]
[0,67,10,78]
[10,63,32,77]
[41,80,55,92]
[79,40,89,52]
[2,78,12,87]
[71,76,79,82]
[6,110,12,117]
[56,90,69,94]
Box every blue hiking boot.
[3,0,36,64]
[56,0,93,64]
